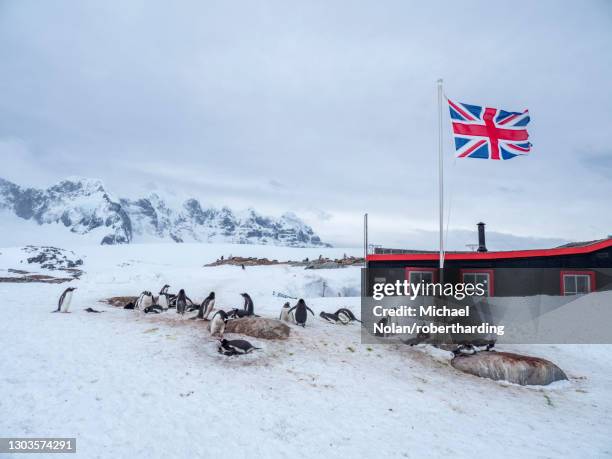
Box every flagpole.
[437,78,444,276]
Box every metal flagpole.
[437,79,445,276]
[363,213,368,267]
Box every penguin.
[194,292,215,320]
[227,308,249,319]
[176,289,187,316]
[279,302,291,322]
[53,287,77,313]
[210,310,229,337]
[159,285,177,308]
[319,311,345,324]
[144,304,164,314]
[240,293,254,316]
[334,308,362,324]
[218,338,260,355]
[157,293,169,311]
[135,291,154,311]
[287,299,314,327]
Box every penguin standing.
[176,289,187,316]
[210,310,229,337]
[157,293,169,311]
[279,302,291,322]
[136,291,154,311]
[287,299,314,327]
[241,293,254,316]
[53,287,77,313]
[195,292,215,320]
[218,339,260,355]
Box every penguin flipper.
[306,306,315,316]
[287,306,297,314]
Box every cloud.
[0,0,610,247]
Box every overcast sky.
[0,0,610,249]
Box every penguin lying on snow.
[335,308,361,324]
[144,304,164,314]
[319,311,347,324]
[287,299,314,327]
[210,310,229,337]
[218,339,260,356]
[53,287,77,313]
[227,308,250,319]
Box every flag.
[448,99,531,160]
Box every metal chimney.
[477,222,488,252]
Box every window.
[405,267,437,285]
[461,269,494,296]
[561,271,595,295]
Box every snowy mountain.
[0,177,330,247]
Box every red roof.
[367,238,612,262]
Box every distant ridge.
[0,176,330,247]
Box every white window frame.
[562,274,592,296]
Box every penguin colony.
[54,283,363,357]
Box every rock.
[451,351,568,386]
[223,317,290,340]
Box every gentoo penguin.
[157,293,169,310]
[287,299,314,327]
[135,291,154,311]
[319,311,345,324]
[159,285,177,308]
[218,339,260,355]
[210,310,229,337]
[279,302,291,322]
[176,289,187,316]
[227,308,249,319]
[53,287,77,313]
[335,308,361,324]
[194,292,215,320]
[240,293,254,316]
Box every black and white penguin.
[157,292,169,310]
[210,310,229,337]
[279,302,291,322]
[53,287,77,313]
[287,299,314,327]
[176,289,187,316]
[335,308,362,324]
[319,311,344,324]
[227,308,249,319]
[240,293,254,316]
[159,285,177,308]
[194,292,215,320]
[218,338,260,355]
[135,291,154,311]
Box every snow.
[1,242,611,458]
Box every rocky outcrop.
[224,317,291,340]
[451,351,568,386]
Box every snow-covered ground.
[1,243,611,458]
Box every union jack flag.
[448,99,531,160]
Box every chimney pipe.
[477,222,488,252]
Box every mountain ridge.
[0,176,330,247]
